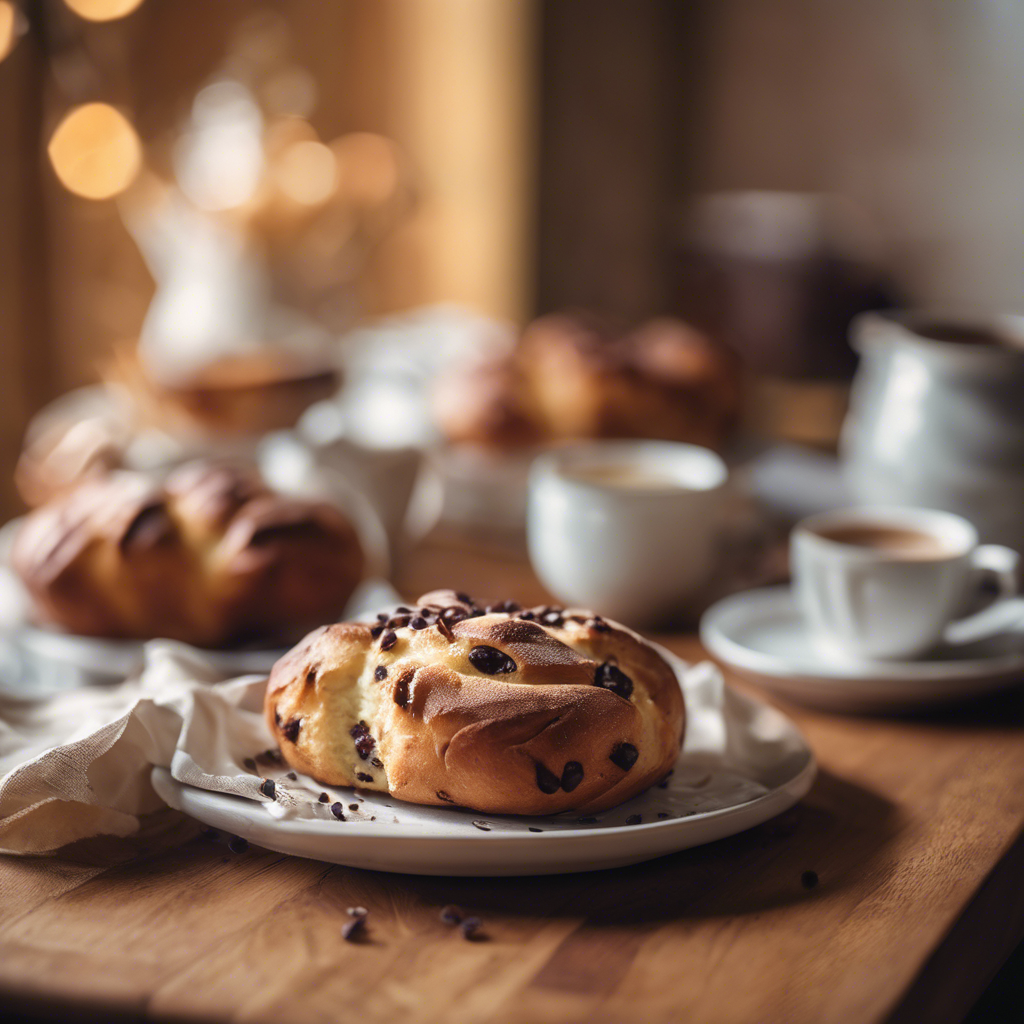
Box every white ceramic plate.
[701,586,1024,713]
[150,647,815,876]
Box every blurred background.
[1,0,1022,518]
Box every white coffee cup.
[527,440,729,625]
[791,506,1021,661]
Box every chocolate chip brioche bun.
[265,590,684,815]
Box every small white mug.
[791,506,1021,661]
[527,440,729,625]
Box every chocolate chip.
[349,804,359,811]
[350,721,375,760]
[595,662,633,699]
[436,790,454,803]
[396,606,412,613]
[318,792,330,802]
[376,612,389,622]
[625,814,642,825]
[577,816,598,824]
[472,820,492,831]
[460,917,483,940]
[657,811,670,819]
[243,757,257,772]
[609,742,639,771]
[282,717,301,743]
[341,917,365,941]
[370,625,384,639]
[305,666,317,686]
[440,904,463,925]
[468,645,517,674]
[455,591,472,603]
[802,870,819,890]
[590,617,611,633]
[561,761,584,792]
[535,763,561,794]
[356,772,373,783]
[330,802,346,820]
[380,630,398,650]
[228,836,249,853]
[371,757,384,769]
[518,610,536,620]
[374,665,387,681]
[256,748,283,765]
[388,615,410,629]
[394,669,413,709]
[540,610,564,627]
[259,778,276,800]
[348,906,369,918]
[529,827,543,833]
[410,616,428,630]
[286,771,297,781]
[437,616,455,642]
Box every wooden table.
[2,534,1023,1024]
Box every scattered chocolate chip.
[802,870,819,890]
[376,612,389,622]
[410,616,428,630]
[436,790,454,803]
[330,802,346,820]
[228,836,249,853]
[657,811,670,819]
[286,771,297,781]
[388,615,411,629]
[625,814,642,826]
[437,616,455,641]
[440,904,463,925]
[535,763,561,794]
[396,605,412,613]
[561,761,585,792]
[529,827,543,833]
[460,917,483,940]
[370,816,376,821]
[318,792,330,803]
[380,630,398,651]
[595,662,633,699]
[374,665,387,681]
[349,804,359,812]
[370,625,384,639]
[577,816,598,824]
[455,591,472,603]
[341,917,365,941]
[348,906,369,918]
[256,748,283,765]
[609,743,639,771]
[243,758,257,772]
[371,757,384,769]
[356,772,373,783]
[259,778,276,800]
[472,820,492,831]
[468,645,517,674]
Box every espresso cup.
[527,440,729,625]
[791,506,1021,660]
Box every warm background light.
[48,103,143,200]
[274,139,336,205]
[0,1,19,62]
[62,0,144,22]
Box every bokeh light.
[0,1,21,62]
[332,133,402,208]
[275,140,336,205]
[48,103,143,200]
[62,0,144,22]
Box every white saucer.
[701,586,1024,712]
[150,647,815,876]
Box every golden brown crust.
[11,462,365,647]
[265,590,684,815]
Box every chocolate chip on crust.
[468,645,517,674]
[356,772,373,783]
[370,625,384,639]
[380,630,398,650]
[409,616,428,630]
[590,616,611,633]
[282,717,302,743]
[594,662,633,700]
[394,668,414,709]
[436,790,454,803]
[609,742,639,771]
[535,763,561,794]
[351,721,375,759]
[437,616,456,641]
[561,761,585,792]
[374,665,387,681]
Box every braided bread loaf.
[266,590,684,815]
[12,462,365,647]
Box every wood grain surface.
[1,534,1023,1024]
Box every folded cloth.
[0,642,275,855]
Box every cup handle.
[944,544,1022,645]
